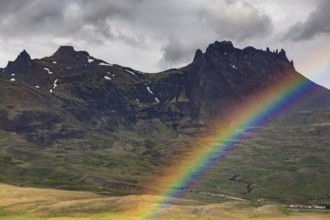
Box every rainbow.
[135,68,327,219]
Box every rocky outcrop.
[51,46,93,66]
[182,41,330,122]
[2,50,49,85]
[5,50,33,69]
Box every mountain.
[1,41,329,137]
[0,41,329,202]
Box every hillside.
[0,41,329,205]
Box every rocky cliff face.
[0,41,329,144]
[183,41,329,121]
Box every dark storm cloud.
[158,0,273,67]
[0,0,273,65]
[162,37,185,63]
[199,0,273,41]
[160,36,196,67]
[0,0,142,44]
[285,0,330,41]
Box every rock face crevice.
[229,174,254,194]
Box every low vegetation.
[0,184,329,220]
[0,110,329,205]
[0,110,329,219]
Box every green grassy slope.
[190,109,330,204]
[1,108,329,205]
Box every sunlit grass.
[0,184,329,220]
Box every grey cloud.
[158,0,274,68]
[0,0,27,13]
[0,0,274,68]
[0,0,142,44]
[156,0,273,67]
[160,36,195,67]
[199,0,273,42]
[285,0,330,41]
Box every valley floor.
[0,184,329,220]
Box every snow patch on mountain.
[99,62,113,66]
[146,86,154,95]
[125,69,137,77]
[229,64,238,70]
[44,68,53,74]
[53,79,58,89]
[50,79,59,94]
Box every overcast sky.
[0,0,329,88]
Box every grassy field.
[0,184,329,220]
[0,109,329,205]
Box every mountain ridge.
[1,40,330,139]
[1,41,330,136]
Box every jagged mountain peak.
[205,40,236,56]
[193,49,204,63]
[19,49,31,59]
[54,45,76,55]
[53,46,90,57]
[192,41,234,62]
[192,41,292,69]
[5,49,33,70]
[186,41,310,120]
[192,41,241,66]
[50,45,94,66]
[209,40,235,51]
